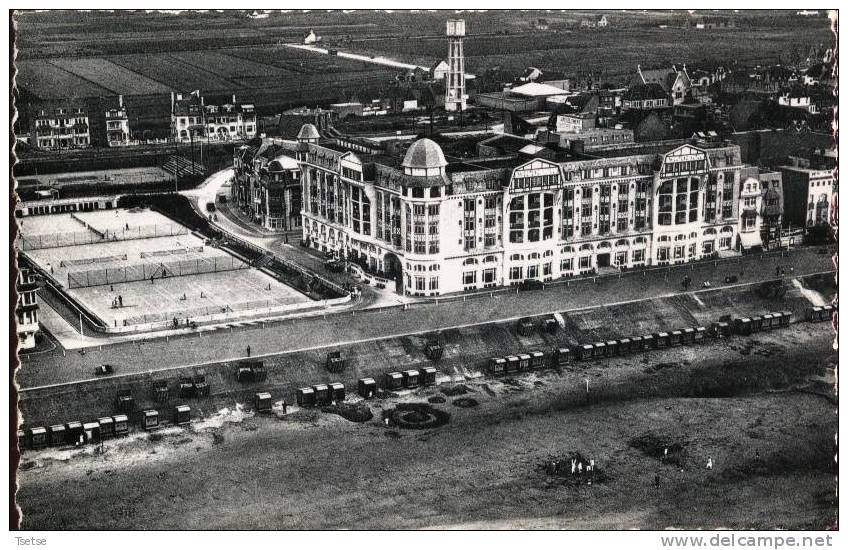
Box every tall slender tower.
[445,19,466,112]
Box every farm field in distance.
[14,10,832,111]
[349,27,834,82]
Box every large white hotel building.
[294,124,767,296]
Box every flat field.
[107,54,237,92]
[50,57,172,96]
[170,50,289,78]
[14,10,832,112]
[352,26,834,82]
[15,59,112,99]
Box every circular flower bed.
[385,403,450,430]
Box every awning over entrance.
[739,231,763,250]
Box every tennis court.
[20,208,312,329]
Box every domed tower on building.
[297,123,320,144]
[295,123,320,161]
[401,138,447,177]
[393,138,451,295]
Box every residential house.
[757,170,784,246]
[636,64,692,105]
[30,103,90,150]
[304,29,320,44]
[622,83,669,111]
[778,90,818,114]
[232,140,303,232]
[105,95,131,147]
[533,18,550,30]
[430,60,450,81]
[171,91,257,143]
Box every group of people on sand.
[547,457,597,478]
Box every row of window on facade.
[37,136,89,147]
[308,185,737,252]
[178,125,254,137]
[35,117,86,127]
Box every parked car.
[94,364,115,376]
[518,279,544,291]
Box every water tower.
[445,19,466,112]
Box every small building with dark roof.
[622,83,670,111]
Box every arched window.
[510,254,524,261]
[634,236,647,244]
[579,243,593,251]
[483,255,497,263]
[658,235,671,242]
[542,250,553,257]
[528,252,540,260]
[615,239,629,247]
[721,226,734,233]
[463,258,478,266]
[675,234,687,241]
[704,228,717,236]
[429,264,440,271]
[598,241,612,249]
[561,246,575,254]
